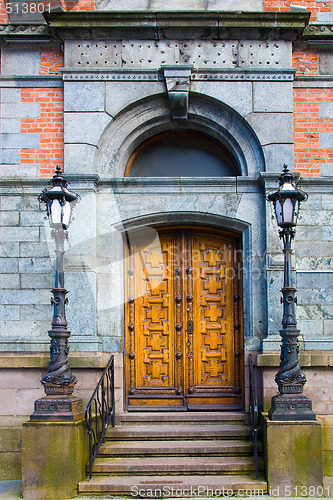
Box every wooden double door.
[125,227,243,410]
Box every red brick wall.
[0,1,9,23]
[263,0,332,21]
[20,88,64,177]
[41,48,64,75]
[293,48,319,76]
[294,88,333,177]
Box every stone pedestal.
[22,419,88,500]
[31,395,84,422]
[263,415,323,496]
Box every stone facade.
[0,0,332,489]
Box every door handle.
[187,320,193,347]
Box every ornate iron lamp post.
[267,165,316,421]
[31,166,83,421]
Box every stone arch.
[94,92,265,177]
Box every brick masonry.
[20,88,64,177]
[294,89,333,177]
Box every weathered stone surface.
[298,319,324,337]
[1,48,41,76]
[0,117,21,134]
[263,416,323,492]
[19,211,44,227]
[0,195,39,211]
[1,88,21,102]
[317,11,333,22]
[297,241,332,257]
[298,304,333,321]
[64,143,97,174]
[64,112,111,145]
[253,81,293,113]
[22,419,88,500]
[1,102,40,119]
[105,81,165,117]
[0,273,20,288]
[0,452,22,480]
[0,242,19,258]
[21,274,53,289]
[320,132,333,149]
[0,306,20,321]
[64,81,105,112]
[324,320,333,337]
[319,51,333,75]
[0,119,21,133]
[1,227,39,242]
[1,133,40,150]
[246,112,293,145]
[96,0,263,9]
[1,211,19,227]
[1,148,20,164]
[1,164,40,179]
[298,288,333,304]
[18,258,52,274]
[296,225,322,241]
[262,144,294,172]
[297,271,333,289]
[20,305,51,321]
[319,102,333,119]
[191,81,252,117]
[20,242,51,259]
[66,272,97,337]
[1,289,39,305]
[0,258,19,273]
[323,227,333,241]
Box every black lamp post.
[267,165,316,421]
[31,166,83,421]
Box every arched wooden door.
[125,227,243,410]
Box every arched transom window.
[126,131,238,177]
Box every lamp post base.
[269,394,316,421]
[30,395,84,422]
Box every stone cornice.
[303,23,333,40]
[3,13,326,43]
[42,11,310,41]
[0,22,49,40]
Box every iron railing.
[248,353,259,480]
[85,354,115,480]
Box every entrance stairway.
[79,412,267,496]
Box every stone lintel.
[42,11,310,41]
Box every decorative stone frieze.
[62,69,295,81]
[64,39,292,70]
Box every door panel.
[125,228,243,410]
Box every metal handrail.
[85,354,115,481]
[248,353,259,480]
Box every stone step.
[116,411,249,426]
[90,456,263,475]
[79,474,267,496]
[106,424,252,440]
[99,439,256,456]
